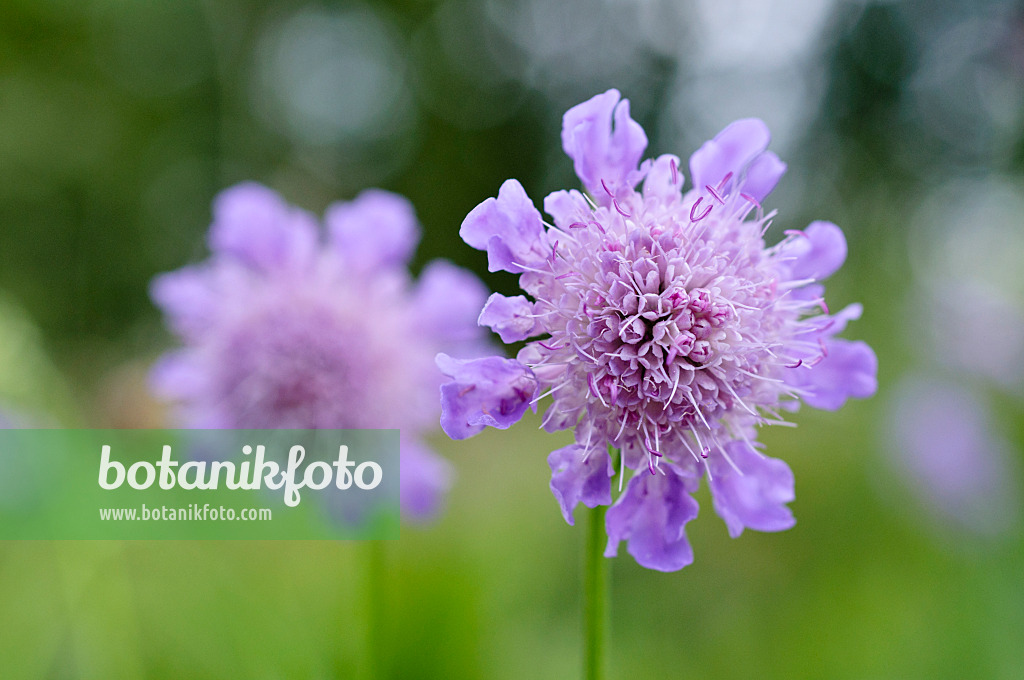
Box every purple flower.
[439,90,877,570]
[151,182,492,520]
[886,375,1020,537]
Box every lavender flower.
[151,183,492,520]
[887,375,1020,537]
[439,90,877,570]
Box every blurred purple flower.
[888,375,1020,537]
[151,183,492,520]
[439,89,877,571]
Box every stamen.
[685,390,711,431]
[613,198,631,217]
[705,184,726,206]
[722,381,758,417]
[583,424,593,455]
[572,344,599,362]
[587,373,609,408]
[601,179,614,197]
[680,436,706,474]
[689,197,712,222]
[529,381,570,406]
[716,440,743,474]
[510,262,555,276]
[615,410,630,441]
[691,427,709,461]
[670,158,679,185]
[569,221,587,229]
[761,418,798,428]
[714,171,734,192]
[540,403,575,430]
[740,193,761,209]
[778,277,817,290]
[667,370,682,405]
[785,359,803,369]
[458,385,476,397]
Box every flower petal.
[604,464,699,572]
[400,438,453,522]
[709,442,795,538]
[548,444,614,525]
[436,353,537,439]
[642,154,684,203]
[787,338,878,411]
[478,293,540,343]
[325,189,420,270]
[149,265,219,339]
[742,151,787,202]
[542,189,591,229]
[561,89,648,199]
[782,221,848,282]
[689,119,781,199]
[413,260,491,354]
[209,182,319,271]
[149,353,232,428]
[460,179,546,273]
[825,302,863,336]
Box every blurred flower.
[909,176,1024,397]
[439,90,876,571]
[887,375,1020,537]
[888,174,1024,539]
[151,183,491,520]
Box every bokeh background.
[1,0,1023,677]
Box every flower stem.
[584,502,609,680]
[584,447,617,680]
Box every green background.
[1,0,1022,678]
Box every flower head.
[439,90,877,570]
[151,183,492,520]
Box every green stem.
[584,446,618,680]
[584,502,609,680]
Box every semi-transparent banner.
[0,429,399,539]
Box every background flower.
[440,90,877,571]
[885,375,1020,537]
[151,182,491,520]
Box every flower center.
[216,309,363,429]
[579,258,740,424]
